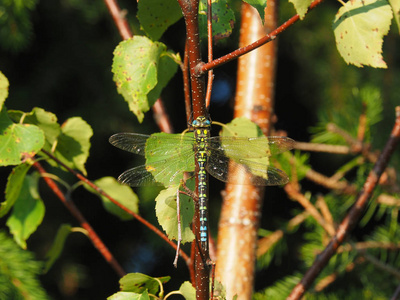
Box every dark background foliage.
[1,0,399,298]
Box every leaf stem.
[41,149,192,266]
[32,160,127,278]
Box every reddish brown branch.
[103,0,132,40]
[288,108,400,299]
[199,0,325,74]
[33,161,126,278]
[41,150,191,266]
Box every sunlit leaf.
[119,273,170,294]
[8,107,61,147]
[0,107,45,166]
[155,180,195,243]
[6,173,45,249]
[112,37,179,122]
[137,0,182,40]
[179,281,196,300]
[52,117,93,175]
[0,71,9,110]
[289,0,313,19]
[333,0,393,68]
[43,224,72,273]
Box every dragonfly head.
[192,116,211,128]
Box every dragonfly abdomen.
[194,121,211,251]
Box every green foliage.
[253,274,302,299]
[137,0,182,41]
[388,0,400,33]
[0,231,49,299]
[333,0,393,68]
[311,85,383,144]
[112,36,180,122]
[85,176,139,221]
[119,273,170,295]
[242,0,267,22]
[52,117,93,176]
[155,180,195,243]
[43,224,72,273]
[8,108,93,175]
[256,229,288,269]
[6,172,45,249]
[178,281,196,299]
[0,71,9,109]
[0,107,45,166]
[0,163,31,217]
[289,0,313,19]
[198,0,235,41]
[0,0,38,51]
[108,273,194,300]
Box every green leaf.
[145,132,195,186]
[85,177,139,221]
[119,273,170,295]
[333,0,393,68]
[6,173,45,249]
[0,71,9,110]
[243,0,267,22]
[0,107,45,166]
[137,0,182,40]
[199,0,235,41]
[179,281,196,300]
[112,36,179,122]
[108,291,150,300]
[288,0,313,19]
[52,117,93,175]
[0,163,31,217]
[147,52,179,105]
[8,107,61,147]
[155,180,195,243]
[388,0,400,33]
[43,224,72,273]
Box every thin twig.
[205,0,213,109]
[257,212,309,257]
[153,99,174,134]
[305,168,357,194]
[294,141,351,154]
[33,161,126,277]
[288,107,400,299]
[103,0,132,40]
[42,149,191,265]
[285,183,336,236]
[199,0,325,74]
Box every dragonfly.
[109,116,295,250]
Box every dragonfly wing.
[109,133,150,155]
[119,152,195,187]
[118,165,161,186]
[206,151,289,186]
[208,136,295,158]
[110,133,194,158]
